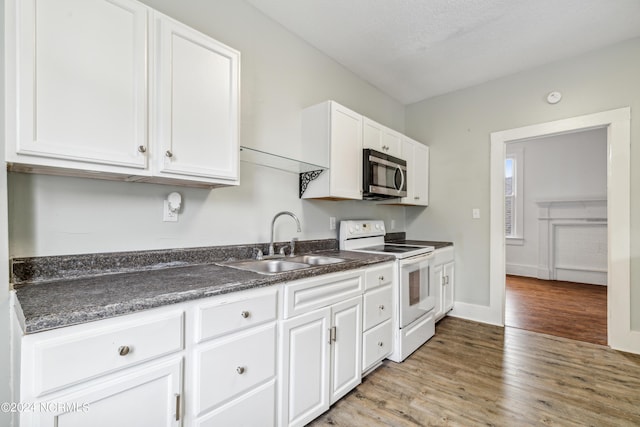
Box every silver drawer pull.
[118,346,131,356]
[236,366,246,375]
[165,150,173,158]
[378,275,384,281]
[241,311,250,319]
[378,341,384,347]
[137,145,146,153]
[378,304,385,311]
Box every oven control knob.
[349,227,354,234]
[375,224,380,230]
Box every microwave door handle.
[396,165,405,192]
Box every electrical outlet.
[391,219,396,230]
[329,216,336,230]
[472,208,480,219]
[163,200,178,222]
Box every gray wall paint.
[8,0,407,257]
[404,37,640,329]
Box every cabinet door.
[33,357,182,427]
[430,262,444,320]
[443,261,455,313]
[412,142,429,206]
[279,308,330,427]
[329,103,363,199]
[362,118,402,158]
[329,296,362,404]
[154,14,240,183]
[13,0,148,169]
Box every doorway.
[503,129,608,345]
[488,107,636,353]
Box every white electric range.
[339,220,436,362]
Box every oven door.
[363,149,407,199]
[399,253,436,328]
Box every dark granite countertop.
[402,240,453,250]
[14,248,394,335]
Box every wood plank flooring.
[505,275,607,345]
[309,317,640,426]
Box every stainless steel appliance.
[362,149,407,200]
[339,220,435,362]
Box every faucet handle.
[253,248,264,260]
[279,245,290,256]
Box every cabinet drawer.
[194,323,276,416]
[195,288,277,343]
[283,270,363,318]
[27,310,184,397]
[362,319,393,372]
[196,379,276,427]
[363,284,393,330]
[364,263,394,291]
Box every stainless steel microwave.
[362,149,407,200]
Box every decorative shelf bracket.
[299,170,324,198]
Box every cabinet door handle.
[378,304,385,311]
[241,311,250,318]
[329,326,337,343]
[378,275,384,281]
[137,145,146,153]
[118,345,131,356]
[414,196,420,200]
[236,366,246,375]
[165,150,173,158]
[175,394,180,421]
[378,341,384,347]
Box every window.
[505,158,515,236]
[505,146,524,244]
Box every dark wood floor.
[309,317,640,426]
[505,275,607,345]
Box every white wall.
[7,0,408,257]
[505,129,607,278]
[404,37,640,330]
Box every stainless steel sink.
[221,259,311,275]
[220,254,346,274]
[287,255,346,265]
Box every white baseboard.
[449,302,503,327]
[505,263,537,277]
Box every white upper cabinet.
[362,117,402,158]
[152,14,240,184]
[8,0,149,171]
[6,0,240,188]
[381,136,429,206]
[301,101,363,200]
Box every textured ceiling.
[245,0,640,104]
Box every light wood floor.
[505,275,607,345]
[309,317,640,426]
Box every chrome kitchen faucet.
[268,211,301,257]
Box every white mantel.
[536,198,607,285]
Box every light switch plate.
[472,208,480,219]
[329,217,336,230]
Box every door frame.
[489,107,638,353]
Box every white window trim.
[505,146,524,243]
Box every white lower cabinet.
[279,270,364,427]
[188,287,278,427]
[362,263,394,373]
[431,246,455,321]
[19,309,185,427]
[33,357,183,427]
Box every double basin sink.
[221,254,346,275]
